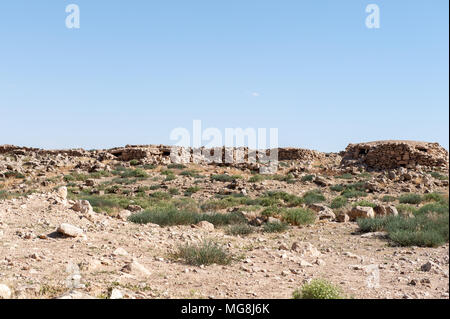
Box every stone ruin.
[106,145,325,167]
[2,141,448,172]
[340,141,449,171]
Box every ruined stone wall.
[340,141,449,170]
[107,145,324,165]
[2,140,447,171]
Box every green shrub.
[261,206,285,217]
[201,196,244,211]
[330,196,347,209]
[423,192,447,203]
[185,186,201,196]
[89,171,111,179]
[169,188,180,195]
[357,216,391,232]
[293,279,342,299]
[353,200,376,208]
[396,204,418,215]
[64,173,88,182]
[358,202,449,247]
[341,189,367,198]
[120,168,148,178]
[381,195,396,203]
[301,175,315,182]
[129,159,140,166]
[264,191,303,207]
[165,175,176,181]
[282,208,316,226]
[0,190,11,200]
[106,185,121,194]
[226,224,254,236]
[398,194,422,204]
[330,184,345,192]
[335,173,353,180]
[167,163,187,169]
[429,171,449,181]
[271,174,295,184]
[249,174,265,183]
[386,214,448,247]
[417,202,449,215]
[149,191,172,200]
[248,174,295,183]
[4,171,26,179]
[359,172,372,179]
[263,221,288,233]
[172,240,232,266]
[302,190,325,204]
[211,174,242,182]
[129,208,245,226]
[180,170,201,178]
[137,186,150,193]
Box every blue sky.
[0,0,448,152]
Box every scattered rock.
[421,262,432,272]
[113,247,129,256]
[336,212,350,223]
[374,205,398,217]
[0,284,12,299]
[121,259,151,276]
[56,186,67,201]
[110,288,124,299]
[348,206,375,221]
[195,221,215,231]
[291,242,322,258]
[57,290,95,299]
[126,204,143,212]
[361,232,388,239]
[57,223,84,237]
[71,200,94,214]
[118,210,132,221]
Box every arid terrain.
[0,141,448,299]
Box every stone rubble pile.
[340,141,448,170]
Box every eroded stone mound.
[340,140,449,170]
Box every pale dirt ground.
[0,191,448,299]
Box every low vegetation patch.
[395,204,417,215]
[429,171,449,181]
[263,221,288,233]
[167,163,187,169]
[172,240,233,266]
[180,170,202,178]
[330,184,345,192]
[381,195,396,203]
[226,224,255,236]
[357,201,449,247]
[330,196,347,209]
[335,173,354,180]
[129,208,246,226]
[282,208,316,226]
[184,186,201,196]
[398,193,422,204]
[293,279,342,299]
[423,192,447,203]
[301,174,315,182]
[353,200,376,208]
[211,174,242,182]
[302,190,325,205]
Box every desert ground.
[0,141,448,299]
